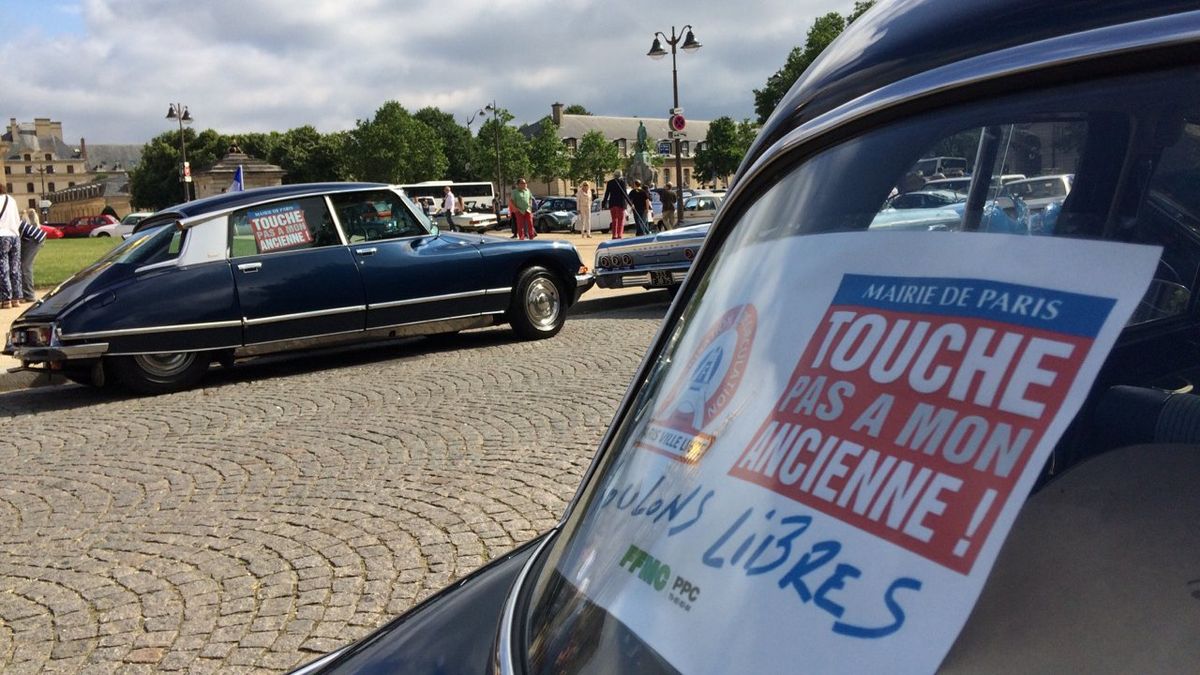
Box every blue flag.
[228,165,244,192]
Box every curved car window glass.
[524,67,1200,673]
[329,189,427,242]
[228,196,340,257]
[91,223,186,268]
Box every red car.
[39,225,63,239]
[58,215,119,237]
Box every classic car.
[1000,174,1074,213]
[679,193,722,227]
[593,222,710,291]
[534,197,578,233]
[293,1,1200,672]
[573,200,630,234]
[886,189,966,210]
[58,214,119,237]
[5,182,594,393]
[90,211,152,238]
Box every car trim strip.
[485,286,513,295]
[496,531,556,675]
[242,305,366,326]
[60,320,243,340]
[368,290,484,310]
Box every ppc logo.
[638,304,757,463]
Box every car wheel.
[96,232,110,237]
[508,266,565,340]
[107,352,211,394]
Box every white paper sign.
[555,232,1160,673]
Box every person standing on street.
[0,185,23,309]
[510,178,536,240]
[659,182,678,231]
[19,208,45,304]
[442,186,460,231]
[602,171,628,239]
[575,181,593,238]
[627,179,652,236]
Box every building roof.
[203,146,286,177]
[48,174,132,203]
[85,144,143,172]
[2,128,76,160]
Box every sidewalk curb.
[0,370,67,394]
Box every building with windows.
[1,117,142,220]
[521,103,712,197]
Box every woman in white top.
[0,184,23,308]
[575,181,593,238]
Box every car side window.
[229,196,341,258]
[330,190,426,242]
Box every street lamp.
[648,25,701,217]
[165,103,193,202]
[481,101,503,217]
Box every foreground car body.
[297,1,1200,672]
[6,183,593,393]
[594,223,709,290]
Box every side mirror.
[429,224,440,236]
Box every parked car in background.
[886,189,967,209]
[39,225,63,239]
[91,211,152,238]
[6,183,593,393]
[292,2,1200,673]
[679,193,723,226]
[534,197,578,233]
[1002,174,1074,212]
[58,214,119,238]
[574,200,629,234]
[594,222,710,291]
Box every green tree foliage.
[345,101,447,183]
[528,120,570,191]
[752,1,874,123]
[563,104,591,115]
[695,117,746,183]
[571,130,620,186]
[414,107,474,181]
[473,108,531,194]
[129,128,231,210]
[269,126,348,183]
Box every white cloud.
[0,0,851,144]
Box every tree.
[753,1,874,123]
[571,130,620,187]
[269,126,348,184]
[527,120,570,194]
[344,101,447,183]
[473,108,530,195]
[414,107,475,181]
[563,104,592,115]
[129,128,231,210]
[695,117,745,184]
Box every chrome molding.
[234,315,494,357]
[368,290,484,310]
[496,532,555,675]
[484,286,513,296]
[242,305,366,327]
[60,320,242,341]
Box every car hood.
[17,262,137,323]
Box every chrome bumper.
[574,273,596,301]
[6,342,109,364]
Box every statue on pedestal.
[627,121,655,186]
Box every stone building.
[520,103,712,197]
[1,117,142,220]
[193,144,285,199]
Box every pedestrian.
[659,182,678,231]
[628,179,652,236]
[575,181,593,238]
[442,185,460,231]
[0,184,23,309]
[19,208,45,304]
[602,170,628,239]
[509,178,536,240]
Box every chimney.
[80,138,88,162]
[551,102,563,125]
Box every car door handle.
[237,262,262,273]
[355,247,378,256]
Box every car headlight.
[9,325,53,347]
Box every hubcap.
[525,278,561,330]
[134,352,196,378]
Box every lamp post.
[165,103,193,202]
[481,101,503,218]
[648,25,701,217]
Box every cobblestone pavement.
[0,304,666,673]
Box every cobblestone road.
[0,304,666,673]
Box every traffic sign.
[657,140,673,155]
[669,113,687,132]
[669,107,683,115]
[668,130,687,139]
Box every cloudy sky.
[1,0,852,145]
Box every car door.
[229,195,367,345]
[329,189,488,329]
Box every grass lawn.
[32,237,122,288]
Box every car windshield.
[91,223,183,267]
[521,67,1200,672]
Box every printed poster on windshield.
[559,233,1160,673]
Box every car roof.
[155,182,387,219]
[745,0,1198,171]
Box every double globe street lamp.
[165,103,193,202]
[648,25,701,217]
[478,101,504,218]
